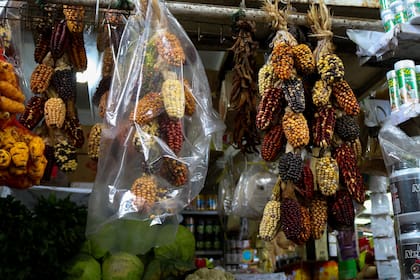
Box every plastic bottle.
[394,59,419,106]
[387,69,401,112]
[381,9,396,32]
[399,223,420,280]
[407,0,420,23]
[391,0,409,23]
[416,65,420,97]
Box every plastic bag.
[86,0,225,248]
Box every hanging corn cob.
[335,114,360,141]
[258,63,277,98]
[162,77,185,119]
[88,123,102,160]
[160,157,189,187]
[256,86,284,131]
[282,108,310,148]
[261,124,286,161]
[313,105,336,148]
[316,155,339,196]
[310,196,328,239]
[130,174,158,212]
[63,5,85,33]
[19,96,46,130]
[329,189,355,228]
[293,44,315,76]
[282,76,306,113]
[278,152,303,185]
[332,80,360,116]
[158,113,183,155]
[259,179,282,241]
[50,20,70,60]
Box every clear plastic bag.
[86,0,225,249]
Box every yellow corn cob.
[10,142,29,168]
[282,108,310,148]
[63,5,85,33]
[297,206,311,245]
[28,136,45,160]
[258,63,276,97]
[259,200,281,242]
[271,42,294,80]
[0,23,11,49]
[332,80,360,116]
[183,79,196,116]
[316,156,339,196]
[0,149,11,168]
[293,44,315,76]
[310,197,328,239]
[317,53,345,85]
[0,129,16,150]
[30,64,54,94]
[162,79,185,119]
[0,60,19,89]
[312,79,332,107]
[44,97,66,128]
[131,174,158,212]
[155,31,185,66]
[0,81,25,103]
[130,92,164,125]
[88,123,102,160]
[0,96,25,113]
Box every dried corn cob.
[261,124,286,161]
[312,79,332,107]
[54,139,78,172]
[132,120,159,152]
[0,81,25,103]
[317,53,345,85]
[295,162,314,200]
[297,206,311,244]
[0,60,19,89]
[160,158,189,187]
[44,97,66,128]
[28,136,45,160]
[130,92,164,125]
[334,143,366,203]
[278,152,303,185]
[271,42,294,81]
[332,80,360,116]
[0,111,10,121]
[28,155,48,184]
[281,198,303,243]
[258,63,276,97]
[63,5,85,33]
[10,142,29,168]
[102,46,114,77]
[50,19,70,60]
[256,87,283,130]
[335,115,360,141]
[155,31,185,66]
[68,32,87,72]
[158,114,183,155]
[63,117,85,148]
[0,149,11,168]
[98,91,109,118]
[0,96,25,113]
[0,129,16,150]
[310,197,328,239]
[131,174,158,212]
[316,156,339,196]
[293,44,315,76]
[350,138,363,163]
[282,77,306,113]
[329,189,355,228]
[30,64,54,94]
[93,76,112,106]
[51,68,76,101]
[19,96,46,130]
[313,105,336,148]
[34,31,51,63]
[88,123,102,160]
[0,23,11,49]
[162,78,185,119]
[259,200,281,241]
[282,108,310,148]
[183,79,196,116]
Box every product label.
[388,76,401,110]
[401,242,420,279]
[395,11,408,23]
[397,68,419,105]
[384,19,395,32]
[390,173,420,215]
[417,72,420,94]
[380,0,389,9]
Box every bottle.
[399,223,420,280]
[381,9,396,32]
[387,69,401,112]
[391,0,409,23]
[394,59,419,106]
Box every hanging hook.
[219,25,225,44]
[197,23,203,42]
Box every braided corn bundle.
[155,31,185,66]
[50,20,70,60]
[102,47,114,77]
[30,64,54,94]
[132,120,159,152]
[130,174,158,212]
[281,198,303,243]
[310,197,328,239]
[68,32,87,72]
[162,78,185,119]
[0,60,19,89]
[334,143,365,203]
[332,80,360,116]
[317,53,345,85]
[313,105,335,148]
[158,114,183,155]
[130,92,164,125]
[0,81,25,103]
[256,87,283,130]
[282,108,310,148]
[293,44,315,76]
[271,42,294,80]
[51,68,76,101]
[0,149,11,168]
[259,200,281,241]
[44,97,66,128]
[335,115,360,141]
[258,63,276,97]
[183,79,196,116]
[278,152,303,184]
[282,77,306,113]
[296,206,311,245]
[312,79,332,107]
[261,124,285,161]
[329,189,355,228]
[316,156,339,196]
[54,139,78,172]
[34,31,51,64]
[10,142,30,168]
[160,158,189,187]
[63,5,85,33]
[0,96,25,113]
[63,117,85,148]
[88,123,102,160]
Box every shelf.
[195,250,223,256]
[182,210,219,215]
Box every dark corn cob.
[160,158,189,187]
[42,144,55,181]
[44,97,66,128]
[293,44,315,76]
[68,32,87,72]
[30,64,54,94]
[271,42,294,80]
[259,200,281,242]
[88,123,102,160]
[19,96,47,130]
[351,138,363,163]
[297,206,311,245]
[130,92,164,125]
[281,198,302,243]
[92,76,112,106]
[316,156,339,196]
[282,76,306,113]
[50,20,70,60]
[335,115,360,141]
[258,63,276,97]
[158,114,183,155]
[162,78,185,119]
[310,196,328,239]
[312,79,332,107]
[155,31,185,66]
[334,143,366,203]
[295,162,314,200]
[261,124,286,161]
[34,31,51,63]
[313,105,336,148]
[183,79,196,116]
[317,53,345,85]
[130,174,158,212]
[51,68,76,101]
[256,87,283,131]
[282,108,310,148]
[63,5,85,33]
[278,152,303,185]
[63,117,85,148]
[329,189,355,228]
[102,46,114,77]
[54,139,78,172]
[332,80,360,116]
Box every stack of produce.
[258,1,365,244]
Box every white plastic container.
[394,60,419,106]
[416,65,420,96]
[387,69,401,111]
[408,0,420,24]
[399,223,420,280]
[381,9,396,32]
[391,0,409,23]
